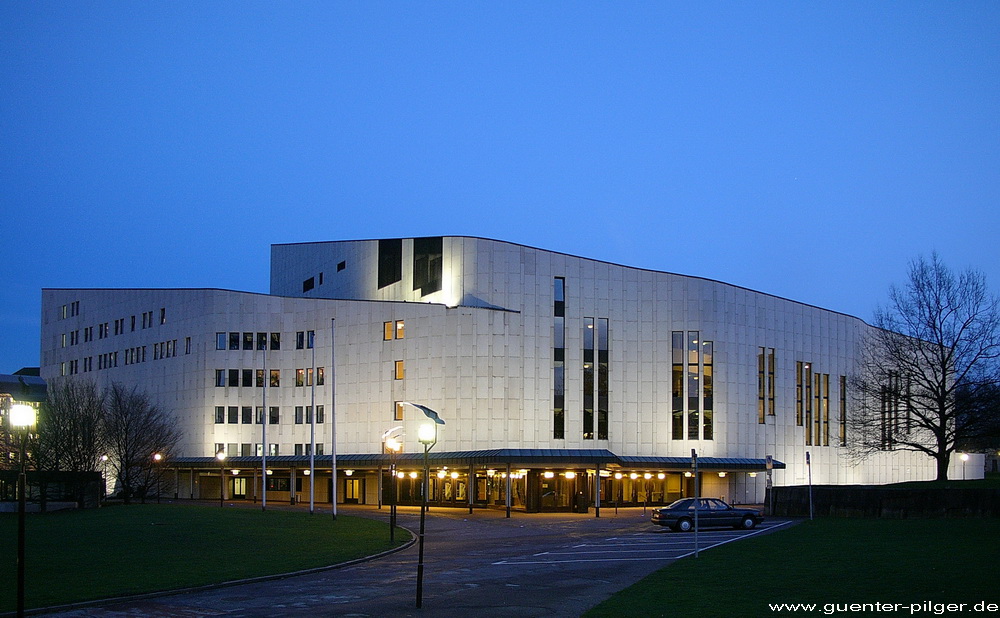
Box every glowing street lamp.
[11,404,37,618]
[382,426,403,542]
[152,452,163,504]
[216,450,226,508]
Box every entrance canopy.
[168,449,785,471]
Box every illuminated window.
[394,360,405,380]
[395,402,405,421]
[383,322,393,341]
[296,369,305,387]
[395,320,405,339]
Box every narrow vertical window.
[383,322,394,341]
[269,407,279,424]
[270,332,281,350]
[317,367,325,385]
[307,330,315,348]
[702,341,713,440]
[672,332,684,440]
[583,317,595,440]
[395,321,405,339]
[597,317,609,440]
[839,375,847,446]
[814,373,822,446]
[242,369,253,387]
[795,361,804,426]
[767,348,776,416]
[229,332,240,350]
[805,363,813,445]
[296,331,305,349]
[687,331,700,440]
[394,360,405,380]
[270,369,280,387]
[822,373,830,446]
[296,368,305,387]
[242,406,252,424]
[553,277,566,440]
[757,348,766,424]
[394,401,405,421]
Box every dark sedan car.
[651,498,763,531]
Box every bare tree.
[35,379,105,474]
[850,254,1000,480]
[102,383,181,504]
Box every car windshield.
[665,498,696,510]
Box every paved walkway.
[46,504,793,617]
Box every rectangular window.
[296,331,305,349]
[295,406,304,424]
[257,332,268,350]
[185,337,192,354]
[317,367,324,386]
[307,330,315,348]
[269,369,280,387]
[256,406,264,424]
[553,277,566,440]
[822,373,830,446]
[228,406,238,424]
[256,369,265,388]
[243,332,254,350]
[702,341,713,440]
[337,261,345,272]
[815,373,823,446]
[395,401,405,421]
[597,317,609,440]
[307,367,314,386]
[215,406,225,424]
[296,368,305,387]
[269,406,279,425]
[412,236,443,296]
[160,308,166,324]
[768,348,776,417]
[306,406,313,424]
[317,405,324,423]
[215,370,226,387]
[672,332,684,440]
[241,443,252,457]
[395,321,405,339]
[295,443,304,456]
[394,360,405,380]
[839,375,848,447]
[378,238,403,289]
[242,406,253,424]
[757,348,766,424]
[242,369,253,387]
[228,369,239,387]
[687,331,700,440]
[805,363,813,445]
[583,317,595,440]
[303,277,315,293]
[270,332,280,350]
[229,332,240,350]
[383,321,393,341]
[795,361,804,426]
[268,444,279,457]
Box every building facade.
[39,237,962,512]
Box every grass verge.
[586,517,999,618]
[0,503,409,612]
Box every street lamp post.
[382,427,403,543]
[153,453,163,504]
[416,422,437,609]
[960,453,970,480]
[11,403,38,618]
[216,450,226,508]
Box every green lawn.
[0,504,409,612]
[587,517,999,618]
[887,471,1000,489]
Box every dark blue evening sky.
[2,2,999,371]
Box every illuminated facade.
[39,237,958,511]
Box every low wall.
[768,485,1000,518]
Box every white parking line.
[492,521,793,566]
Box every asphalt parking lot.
[46,504,794,618]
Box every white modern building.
[39,236,959,512]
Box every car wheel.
[739,516,757,530]
[676,517,693,532]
